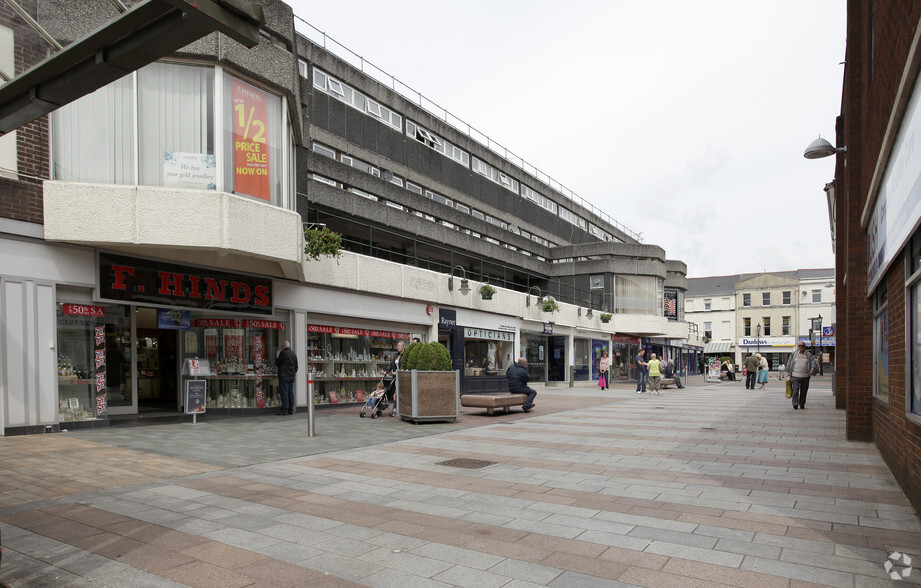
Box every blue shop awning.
[703,341,734,354]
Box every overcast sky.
[289,1,845,278]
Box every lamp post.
[817,314,823,376]
[756,323,761,355]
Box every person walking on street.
[757,353,769,389]
[647,353,662,395]
[507,357,537,412]
[744,353,760,389]
[385,340,406,417]
[275,340,298,415]
[598,351,610,390]
[786,342,818,409]
[635,349,648,394]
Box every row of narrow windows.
[303,61,622,245]
[312,141,554,260]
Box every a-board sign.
[186,379,207,414]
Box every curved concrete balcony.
[42,181,304,280]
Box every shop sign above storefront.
[463,327,514,341]
[193,319,285,330]
[307,324,410,339]
[738,336,795,347]
[98,253,273,315]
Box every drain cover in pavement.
[701,427,716,430]
[437,458,496,469]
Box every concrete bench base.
[659,378,676,389]
[460,394,528,415]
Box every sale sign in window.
[232,78,271,201]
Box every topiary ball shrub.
[401,341,452,371]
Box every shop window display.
[180,319,284,409]
[56,303,130,422]
[463,338,513,376]
[308,325,417,405]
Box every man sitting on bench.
[662,360,685,388]
[507,357,537,412]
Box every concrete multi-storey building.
[686,269,836,371]
[0,0,700,435]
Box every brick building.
[832,1,921,513]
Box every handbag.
[599,373,606,388]
[785,380,793,398]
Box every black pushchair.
[359,376,396,418]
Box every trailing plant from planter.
[600,312,613,323]
[541,296,560,313]
[401,341,452,371]
[478,284,497,300]
[304,226,343,261]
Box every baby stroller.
[359,376,395,419]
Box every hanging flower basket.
[600,313,613,323]
[541,296,560,313]
[478,284,496,300]
[304,226,343,262]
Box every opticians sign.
[464,327,514,341]
[232,78,271,201]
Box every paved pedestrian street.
[2,377,920,587]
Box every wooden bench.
[460,393,528,415]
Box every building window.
[472,157,519,193]
[743,317,751,336]
[704,298,711,311]
[614,275,659,315]
[909,228,921,414]
[812,290,822,303]
[405,181,423,195]
[782,291,791,305]
[53,62,291,206]
[704,322,712,340]
[763,317,771,336]
[873,284,889,402]
[425,189,452,207]
[405,120,468,166]
[762,292,770,306]
[0,25,15,180]
[312,142,336,159]
[742,293,751,307]
[312,67,402,130]
[521,184,558,214]
[782,316,790,335]
[340,154,379,177]
[456,203,470,214]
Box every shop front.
[306,323,419,405]
[611,335,641,381]
[738,336,796,372]
[439,308,515,393]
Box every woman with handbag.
[598,351,610,390]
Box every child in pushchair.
[359,377,395,418]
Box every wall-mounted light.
[526,285,542,307]
[579,299,593,318]
[448,265,469,294]
[803,136,846,159]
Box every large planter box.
[396,370,459,423]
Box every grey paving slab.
[1,380,915,588]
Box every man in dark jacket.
[662,360,684,388]
[275,340,298,415]
[507,357,537,412]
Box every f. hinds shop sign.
[98,253,272,315]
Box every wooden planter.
[396,370,459,423]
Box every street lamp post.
[756,323,761,355]
[817,314,823,376]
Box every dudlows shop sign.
[739,336,795,348]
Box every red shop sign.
[307,324,410,339]
[191,319,286,329]
[62,304,106,317]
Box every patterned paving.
[1,378,920,586]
